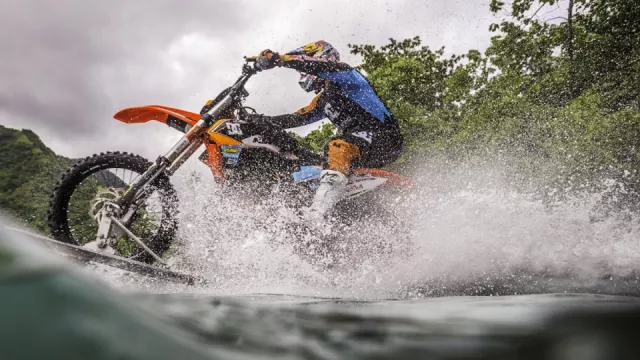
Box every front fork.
[118,119,208,209]
[94,119,209,251]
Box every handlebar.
[197,57,262,126]
[239,56,259,77]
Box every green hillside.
[0,125,73,231]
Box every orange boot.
[306,139,360,223]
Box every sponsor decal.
[222,147,240,154]
[241,135,280,153]
[352,131,373,143]
[352,176,377,183]
[346,183,364,192]
[221,146,242,165]
[286,55,331,63]
[227,122,243,135]
[324,103,340,120]
[344,177,389,199]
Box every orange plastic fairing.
[113,105,201,126]
[204,141,224,182]
[352,168,414,188]
[208,133,244,146]
[207,122,244,146]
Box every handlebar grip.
[245,56,257,62]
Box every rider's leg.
[306,139,360,221]
[352,127,404,169]
[326,139,360,174]
[305,126,403,221]
[251,123,325,164]
[250,123,299,153]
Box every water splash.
[99,156,640,299]
[369,156,640,298]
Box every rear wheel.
[47,152,179,264]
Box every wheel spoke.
[49,153,177,263]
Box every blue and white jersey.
[266,54,400,134]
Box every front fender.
[113,106,201,128]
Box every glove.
[254,49,282,71]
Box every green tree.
[488,0,640,110]
[288,122,336,154]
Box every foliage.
[288,122,337,154]
[347,0,640,209]
[487,0,640,110]
[0,125,73,232]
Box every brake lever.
[241,63,257,76]
[242,56,261,74]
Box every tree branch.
[567,0,574,62]
[545,16,568,22]
[527,3,547,22]
[542,2,562,17]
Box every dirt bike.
[47,59,414,265]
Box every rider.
[247,40,404,222]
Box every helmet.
[285,40,340,92]
[286,40,341,62]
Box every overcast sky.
[0,0,497,163]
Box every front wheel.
[47,152,179,264]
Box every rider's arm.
[278,54,394,124]
[279,55,351,75]
[258,93,325,128]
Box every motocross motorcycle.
[47,59,414,265]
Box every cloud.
[0,0,495,161]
